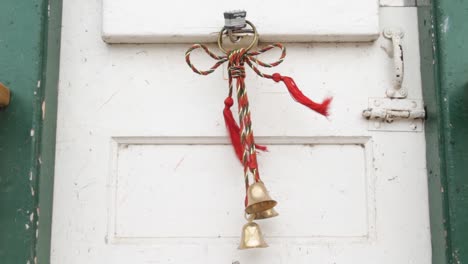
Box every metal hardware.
[224,10,247,30]
[0,82,11,108]
[383,28,406,98]
[363,108,425,120]
[218,20,258,54]
[224,10,248,43]
[363,98,425,132]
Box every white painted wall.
[51,1,431,263]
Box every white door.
[51,1,431,263]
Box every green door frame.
[0,1,466,263]
[0,0,62,263]
[418,0,468,263]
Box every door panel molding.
[107,136,376,245]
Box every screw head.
[399,89,408,97]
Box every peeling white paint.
[30,212,34,222]
[25,224,30,230]
[37,80,41,88]
[42,100,46,120]
[441,17,450,33]
[30,129,35,137]
[31,186,35,196]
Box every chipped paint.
[0,0,62,263]
[41,100,46,120]
[441,17,449,33]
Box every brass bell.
[254,208,279,220]
[245,181,277,214]
[238,221,268,249]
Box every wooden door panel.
[102,0,379,43]
[52,2,430,263]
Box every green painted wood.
[433,0,468,263]
[418,4,451,264]
[36,0,62,263]
[0,0,62,263]
[419,0,468,263]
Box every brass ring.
[217,20,258,54]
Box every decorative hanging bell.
[238,221,268,249]
[254,208,279,220]
[245,181,277,214]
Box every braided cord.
[185,43,286,77]
[185,44,227,75]
[245,43,286,79]
[185,43,287,188]
[228,49,260,187]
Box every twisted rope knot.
[227,48,248,78]
[228,65,246,78]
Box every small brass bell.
[245,181,277,214]
[254,208,279,220]
[238,221,268,249]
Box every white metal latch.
[361,28,426,132]
[383,28,406,98]
[362,108,425,121]
[363,98,425,132]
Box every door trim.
[36,0,63,263]
[0,0,62,263]
[418,0,468,263]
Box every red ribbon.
[272,73,332,117]
[223,97,267,163]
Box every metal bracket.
[383,28,406,98]
[362,98,425,132]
